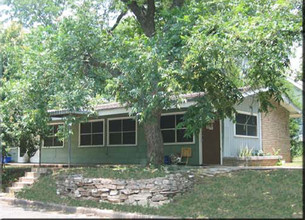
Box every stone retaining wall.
[56,173,193,207]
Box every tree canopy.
[0,0,302,165]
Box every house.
[8,88,301,165]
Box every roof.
[48,87,301,118]
[48,109,90,117]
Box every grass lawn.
[55,165,167,179]
[16,168,302,218]
[1,166,31,191]
[283,156,303,167]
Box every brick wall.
[261,101,291,162]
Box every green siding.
[41,112,200,165]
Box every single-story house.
[8,88,302,165]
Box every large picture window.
[44,124,64,147]
[235,113,257,137]
[80,120,104,146]
[160,114,194,144]
[108,118,136,145]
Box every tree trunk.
[143,109,164,165]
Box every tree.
[2,0,302,165]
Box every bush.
[289,118,303,159]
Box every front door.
[202,120,220,164]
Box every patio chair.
[178,147,192,165]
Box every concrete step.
[6,186,23,194]
[12,182,33,188]
[19,176,37,183]
[25,172,40,178]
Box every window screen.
[108,119,136,145]
[80,121,104,146]
[235,113,257,137]
[160,114,194,144]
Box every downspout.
[39,137,42,167]
[220,119,224,165]
[68,120,72,168]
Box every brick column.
[261,101,291,162]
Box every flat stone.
[116,185,125,190]
[101,192,109,198]
[121,189,133,195]
[126,184,140,190]
[162,179,170,185]
[109,190,118,196]
[80,191,90,197]
[84,185,96,189]
[128,193,152,201]
[107,195,121,203]
[103,184,117,190]
[97,188,110,192]
[151,194,167,202]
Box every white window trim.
[234,111,259,139]
[42,122,65,148]
[107,117,138,147]
[161,112,195,145]
[78,119,105,148]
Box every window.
[44,124,64,147]
[108,118,136,145]
[160,114,194,144]
[235,113,257,137]
[80,120,104,146]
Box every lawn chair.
[178,147,192,165]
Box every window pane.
[54,137,63,146]
[92,134,103,145]
[247,115,257,125]
[44,137,53,146]
[92,121,103,133]
[47,126,54,136]
[123,132,135,144]
[177,129,193,142]
[160,115,175,129]
[123,119,135,131]
[161,130,175,143]
[176,114,184,126]
[236,114,247,124]
[109,133,122,145]
[247,125,257,136]
[53,125,58,133]
[80,134,91,145]
[109,120,122,132]
[81,123,91,134]
[236,124,246,135]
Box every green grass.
[284,156,303,167]
[55,165,167,179]
[1,166,31,191]
[16,169,302,218]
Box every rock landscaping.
[56,173,194,207]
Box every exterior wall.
[261,101,291,162]
[8,148,18,162]
[41,110,200,165]
[223,96,262,157]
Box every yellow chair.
[179,147,192,165]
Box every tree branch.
[121,0,156,37]
[109,11,127,32]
